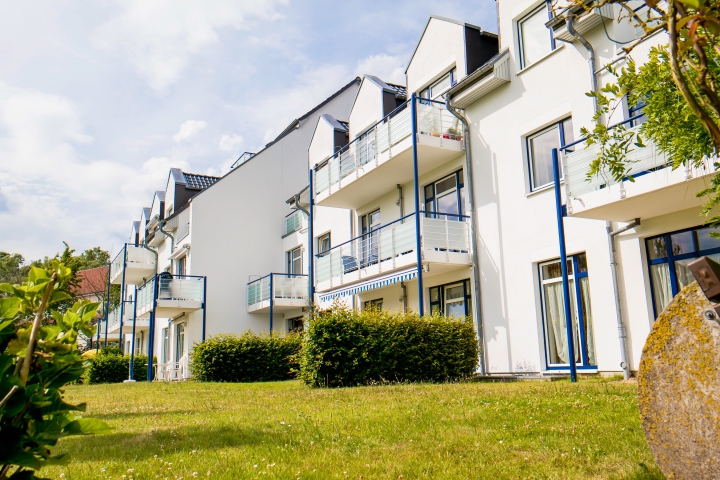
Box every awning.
[318,268,417,303]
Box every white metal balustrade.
[315,213,471,290]
[284,210,305,236]
[110,244,157,285]
[563,125,669,199]
[136,275,205,318]
[314,99,463,203]
[247,273,308,312]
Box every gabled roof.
[142,207,151,220]
[319,113,348,132]
[75,266,108,297]
[404,15,497,74]
[351,75,408,114]
[169,168,186,185]
[183,172,221,190]
[132,220,140,232]
[269,77,362,146]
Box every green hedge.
[85,353,150,384]
[298,307,478,387]
[190,332,302,382]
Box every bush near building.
[84,351,150,384]
[299,307,478,387]
[190,332,302,382]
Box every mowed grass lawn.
[45,380,662,479]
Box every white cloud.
[173,120,207,142]
[218,133,244,152]
[355,53,406,85]
[91,0,287,91]
[0,82,190,260]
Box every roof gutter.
[445,92,486,376]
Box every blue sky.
[0,0,497,261]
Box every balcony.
[563,126,719,221]
[107,302,150,334]
[110,244,157,285]
[136,274,205,319]
[283,210,306,237]
[314,99,465,209]
[96,317,121,341]
[247,273,308,313]
[315,212,471,292]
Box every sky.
[0,0,497,262]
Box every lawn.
[44,379,662,479]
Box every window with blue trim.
[527,118,574,191]
[424,169,465,218]
[518,1,555,69]
[646,225,720,316]
[430,279,472,318]
[539,253,596,368]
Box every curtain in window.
[579,277,596,365]
[544,281,580,365]
[650,263,672,314]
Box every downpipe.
[566,15,633,378]
[446,92,486,376]
[607,219,640,380]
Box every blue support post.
[410,93,425,316]
[100,262,111,353]
[148,275,159,381]
[147,311,155,381]
[118,246,127,353]
[552,148,578,382]
[201,276,207,341]
[128,285,138,381]
[308,169,315,308]
[269,274,274,334]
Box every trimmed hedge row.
[84,353,150,384]
[189,332,301,382]
[298,307,478,387]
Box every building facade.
[107,2,702,379]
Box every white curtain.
[580,277,596,365]
[650,264,673,314]
[544,280,581,365]
[544,282,569,364]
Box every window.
[628,98,647,127]
[424,170,465,218]
[317,232,331,253]
[364,298,384,311]
[176,256,186,276]
[420,68,457,100]
[287,316,304,332]
[166,204,174,218]
[429,280,472,317]
[646,225,720,317]
[287,247,303,275]
[175,323,185,362]
[518,3,554,69]
[539,253,596,368]
[360,210,381,267]
[161,328,169,364]
[527,118,574,191]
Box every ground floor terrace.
[44,380,660,479]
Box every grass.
[44,379,662,479]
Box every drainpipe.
[158,219,175,269]
[607,219,640,380]
[566,15,599,112]
[566,16,632,378]
[445,93,486,376]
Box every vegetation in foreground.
[44,380,661,479]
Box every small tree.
[0,262,111,479]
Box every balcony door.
[175,323,186,362]
[360,209,381,267]
[287,247,303,275]
[539,253,596,369]
[424,170,465,219]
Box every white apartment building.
[104,2,708,379]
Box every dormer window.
[420,68,457,100]
[166,204,174,218]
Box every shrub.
[85,353,150,384]
[298,307,478,387]
[190,332,302,382]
